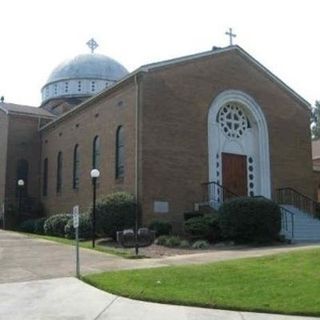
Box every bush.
[165,236,181,247]
[179,240,190,248]
[90,192,136,239]
[19,219,37,233]
[65,215,92,240]
[192,240,209,249]
[155,235,181,247]
[44,214,71,237]
[34,217,46,235]
[155,235,168,246]
[149,221,172,237]
[219,197,281,244]
[184,213,221,242]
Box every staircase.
[277,188,320,242]
[280,205,320,241]
[199,182,320,243]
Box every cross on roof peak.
[225,28,236,46]
[86,38,99,54]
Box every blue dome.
[46,53,128,84]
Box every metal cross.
[225,28,236,46]
[86,38,99,53]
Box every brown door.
[222,152,247,199]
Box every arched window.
[16,159,29,197]
[92,136,100,170]
[43,158,48,196]
[73,145,80,189]
[115,126,124,178]
[56,152,63,193]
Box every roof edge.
[40,45,311,131]
[40,70,143,132]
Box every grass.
[22,233,139,258]
[83,248,320,316]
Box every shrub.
[219,197,281,244]
[184,213,221,242]
[179,240,190,248]
[155,235,181,247]
[149,221,172,237]
[34,217,46,235]
[155,235,168,246]
[19,219,37,233]
[90,192,136,239]
[192,240,209,249]
[165,236,181,247]
[65,215,92,240]
[184,211,204,221]
[44,214,71,237]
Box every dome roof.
[46,53,128,84]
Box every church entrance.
[222,152,247,199]
[208,90,271,201]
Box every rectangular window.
[116,126,124,178]
[56,152,63,193]
[73,145,80,189]
[43,158,48,196]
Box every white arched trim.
[208,89,271,198]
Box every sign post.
[1,203,5,230]
[73,205,80,279]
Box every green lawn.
[23,233,138,258]
[84,248,320,316]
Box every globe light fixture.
[17,179,25,215]
[90,169,100,179]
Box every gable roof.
[0,102,55,119]
[41,45,311,131]
[139,45,311,110]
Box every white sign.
[153,201,169,213]
[73,205,79,228]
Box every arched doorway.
[208,90,271,203]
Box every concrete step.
[281,205,320,242]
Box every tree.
[311,101,320,140]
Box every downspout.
[134,74,140,255]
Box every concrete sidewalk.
[2,229,320,285]
[0,277,318,320]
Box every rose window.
[218,102,249,138]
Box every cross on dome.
[225,28,236,46]
[86,38,99,54]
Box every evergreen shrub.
[90,192,136,239]
[219,197,281,243]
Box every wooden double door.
[222,152,247,199]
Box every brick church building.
[0,42,318,238]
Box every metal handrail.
[201,181,239,203]
[276,187,320,218]
[279,205,295,241]
[253,195,295,241]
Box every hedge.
[218,197,281,243]
[89,192,136,239]
[65,215,92,240]
[184,213,221,242]
[44,214,72,237]
[149,221,172,237]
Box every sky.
[0,0,319,107]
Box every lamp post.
[90,169,100,248]
[17,179,25,215]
